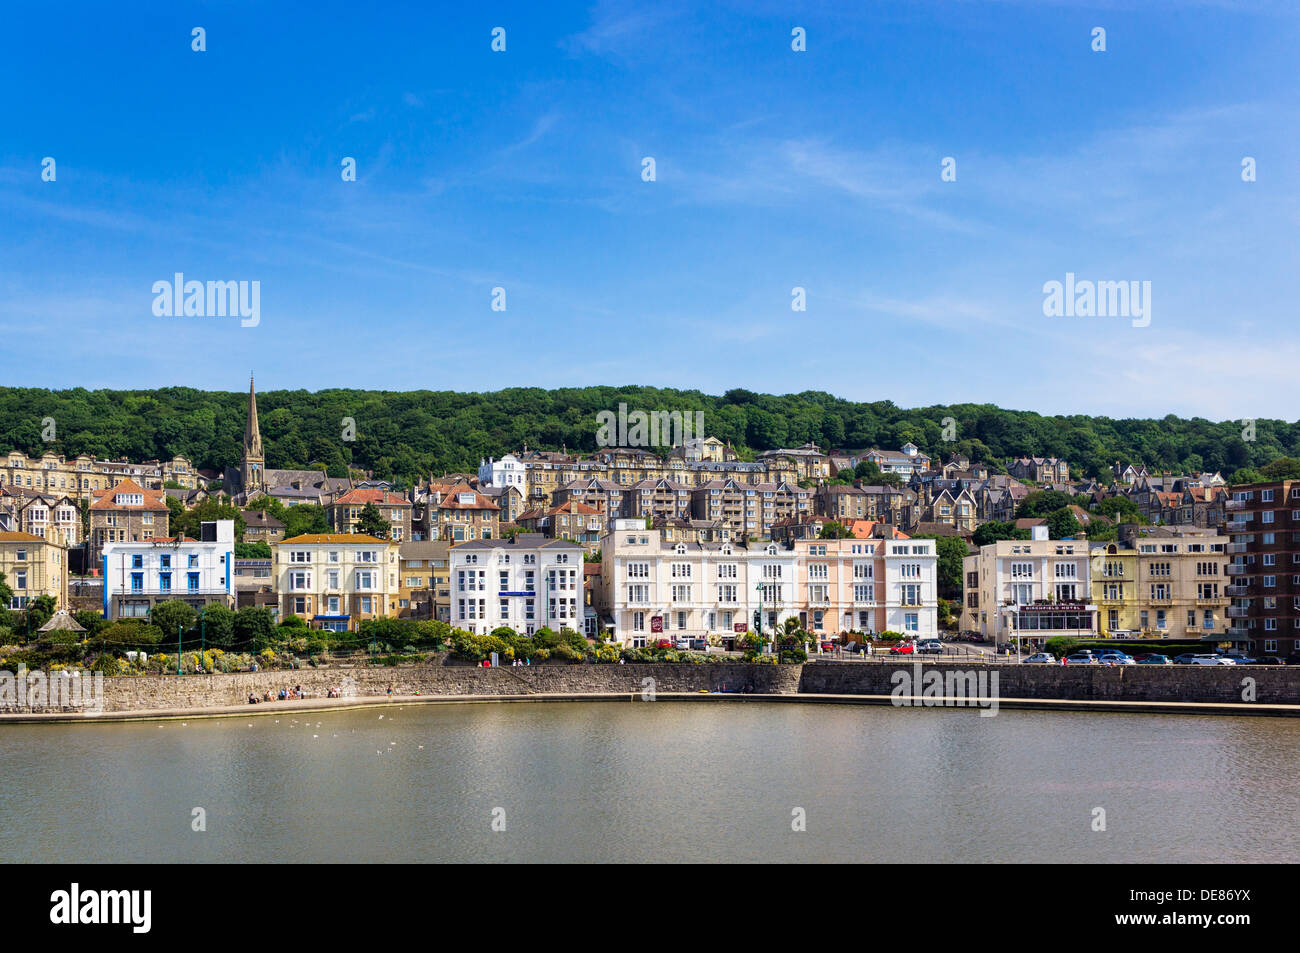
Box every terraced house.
[515,500,606,550]
[450,534,584,636]
[271,533,399,632]
[0,487,81,547]
[601,519,800,648]
[790,530,938,639]
[962,525,1098,647]
[1089,526,1229,641]
[396,540,450,621]
[0,530,68,610]
[1,450,199,498]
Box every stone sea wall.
[8,658,1300,715]
[800,660,1300,704]
[92,661,801,712]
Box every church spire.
[245,374,263,459]
[241,374,265,494]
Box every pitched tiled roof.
[334,488,409,506]
[90,477,169,511]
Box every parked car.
[1193,654,1234,665]
[1022,653,1055,664]
[1287,654,1300,666]
[1064,653,1098,664]
[1173,654,1200,664]
[820,641,836,653]
[1097,652,1135,665]
[674,639,692,651]
[916,640,944,655]
[1220,654,1256,665]
[889,642,915,655]
[655,639,673,649]
[1254,656,1285,665]
[1137,654,1172,665]
[689,639,708,652]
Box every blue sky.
[1,0,1297,419]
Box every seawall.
[798,660,1300,704]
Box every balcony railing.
[1226,564,1247,575]
[1227,606,1250,618]
[1227,542,1248,554]
[1225,584,1249,596]
[114,588,229,597]
[1225,498,1245,510]
[1227,626,1250,637]
[1226,520,1249,532]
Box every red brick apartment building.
[1225,480,1300,657]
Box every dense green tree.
[1016,490,1076,519]
[356,502,391,539]
[281,504,329,539]
[196,603,236,649]
[3,384,1300,489]
[24,594,57,634]
[1045,507,1083,539]
[1092,495,1144,523]
[150,599,197,640]
[235,542,272,558]
[818,520,853,539]
[172,498,246,541]
[233,606,276,652]
[1259,457,1300,481]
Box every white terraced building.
[601,518,801,648]
[449,533,584,635]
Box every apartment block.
[1224,480,1300,656]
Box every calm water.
[1,702,1297,863]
